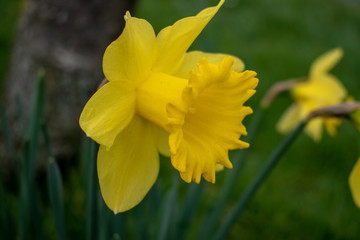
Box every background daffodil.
[79,0,258,213]
[277,48,347,141]
[349,157,360,208]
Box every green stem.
[212,120,306,240]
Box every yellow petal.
[349,158,360,208]
[324,117,341,136]
[103,11,156,85]
[97,115,159,213]
[294,75,346,104]
[153,0,224,74]
[305,118,323,142]
[168,57,258,183]
[277,104,302,134]
[79,81,135,147]
[215,164,224,172]
[309,47,343,79]
[175,50,245,79]
[350,108,360,131]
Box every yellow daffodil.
[277,48,347,141]
[79,0,258,213]
[349,157,360,207]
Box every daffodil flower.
[79,0,258,213]
[277,48,347,141]
[349,157,360,207]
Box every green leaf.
[157,172,179,240]
[48,158,68,240]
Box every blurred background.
[1,0,360,239]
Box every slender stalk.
[176,181,205,240]
[47,158,68,240]
[18,146,30,240]
[43,122,68,240]
[134,200,148,240]
[148,182,161,237]
[19,71,46,240]
[197,108,264,239]
[15,94,25,136]
[98,195,112,240]
[86,140,99,240]
[157,172,179,240]
[0,171,13,240]
[112,211,126,240]
[0,104,19,163]
[212,120,306,240]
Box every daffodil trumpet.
[79,0,258,213]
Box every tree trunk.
[1,0,136,171]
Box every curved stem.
[212,120,306,240]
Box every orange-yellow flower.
[79,0,258,212]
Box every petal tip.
[124,11,131,20]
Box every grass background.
[1,0,360,239]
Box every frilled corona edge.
[167,57,258,183]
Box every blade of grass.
[86,139,99,240]
[18,141,30,240]
[25,70,45,174]
[134,200,149,240]
[112,211,126,240]
[15,94,25,135]
[98,192,112,240]
[197,108,264,239]
[212,120,306,240]
[18,71,46,240]
[47,158,68,240]
[43,122,68,240]
[157,172,179,240]
[176,181,205,240]
[0,104,19,163]
[0,171,14,240]
[146,182,161,239]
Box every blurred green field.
[1,0,360,239]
